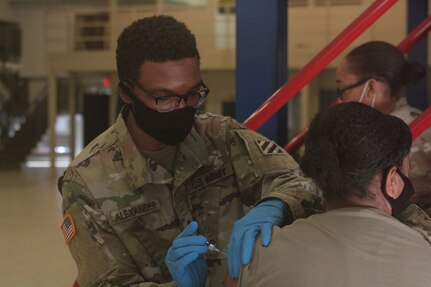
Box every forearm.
[62,174,174,287]
[260,170,326,223]
[227,126,325,221]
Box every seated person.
[239,102,431,287]
[336,41,431,214]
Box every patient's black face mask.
[382,168,415,217]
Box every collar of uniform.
[114,113,173,191]
[171,126,209,191]
[394,97,408,110]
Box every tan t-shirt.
[239,207,431,287]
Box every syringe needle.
[206,242,228,257]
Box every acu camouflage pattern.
[389,98,431,239]
[398,203,431,244]
[60,112,322,287]
[390,97,421,125]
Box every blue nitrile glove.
[165,221,208,287]
[227,199,285,278]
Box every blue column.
[407,0,428,110]
[236,0,288,144]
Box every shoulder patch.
[61,213,76,245]
[255,139,285,155]
[196,112,212,120]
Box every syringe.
[206,242,228,257]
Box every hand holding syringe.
[166,222,229,287]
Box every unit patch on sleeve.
[255,139,285,155]
[61,213,76,245]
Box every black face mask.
[124,88,196,146]
[382,168,415,217]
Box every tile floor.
[0,167,77,286]
[0,114,81,286]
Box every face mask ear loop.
[371,93,376,108]
[357,80,370,103]
[380,167,391,201]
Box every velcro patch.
[255,139,285,155]
[187,165,231,193]
[108,199,161,224]
[61,213,76,245]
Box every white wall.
[2,0,430,122]
[201,70,235,115]
[0,1,17,21]
[3,0,425,76]
[19,7,47,77]
[287,0,407,69]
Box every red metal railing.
[243,0,398,131]
[398,15,431,53]
[411,106,431,140]
[284,98,341,153]
[284,15,431,154]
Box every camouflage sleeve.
[61,168,176,287]
[226,121,325,222]
[408,130,431,216]
[398,203,431,244]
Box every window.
[0,21,21,63]
[74,12,110,51]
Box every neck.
[125,111,167,152]
[379,95,399,115]
[326,193,391,215]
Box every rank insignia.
[255,139,285,155]
[61,213,76,245]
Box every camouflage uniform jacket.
[390,97,421,125]
[390,98,431,216]
[60,112,323,287]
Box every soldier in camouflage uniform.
[59,15,323,287]
[336,41,431,220]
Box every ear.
[384,166,403,200]
[365,79,380,99]
[118,82,133,104]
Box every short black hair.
[116,15,200,82]
[345,41,425,97]
[300,102,411,200]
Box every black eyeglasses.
[126,79,209,113]
[336,78,369,97]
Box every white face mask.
[357,80,376,108]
